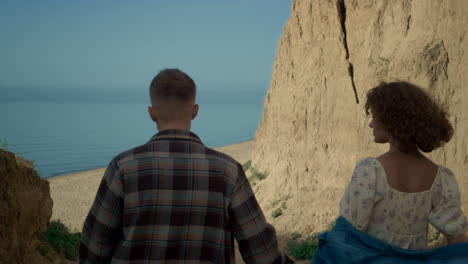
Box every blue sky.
[1,0,292,103]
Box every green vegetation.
[242,160,252,171]
[0,138,8,150]
[249,167,268,181]
[38,220,81,261]
[281,202,287,210]
[270,194,291,218]
[271,208,283,218]
[243,160,268,186]
[290,231,302,241]
[287,233,320,260]
[287,219,337,260]
[270,194,292,208]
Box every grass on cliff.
[270,194,291,218]
[242,160,252,171]
[287,232,320,260]
[243,160,268,186]
[37,220,81,261]
[287,219,337,260]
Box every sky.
[1,0,292,103]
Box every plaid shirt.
[80,129,291,263]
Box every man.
[79,69,292,263]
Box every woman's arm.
[339,158,381,231]
[429,167,468,245]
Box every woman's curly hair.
[365,81,453,153]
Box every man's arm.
[79,158,123,264]
[228,164,293,264]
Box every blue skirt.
[312,216,468,264]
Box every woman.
[314,81,468,263]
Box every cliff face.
[0,150,54,263]
[252,0,468,234]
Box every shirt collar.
[148,129,204,145]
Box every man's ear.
[148,106,158,123]
[192,104,199,120]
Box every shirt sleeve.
[228,164,293,264]
[429,167,468,238]
[340,158,381,231]
[79,158,124,264]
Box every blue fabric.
[312,216,468,264]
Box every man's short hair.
[149,68,196,104]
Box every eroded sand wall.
[252,0,468,234]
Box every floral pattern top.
[340,157,468,250]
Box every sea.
[0,100,263,178]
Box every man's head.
[148,69,199,130]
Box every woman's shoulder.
[351,157,384,181]
[433,165,460,191]
[355,157,381,169]
[437,165,455,177]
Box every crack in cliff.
[337,0,359,104]
[405,15,412,36]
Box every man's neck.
[157,122,191,132]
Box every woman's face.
[369,115,391,144]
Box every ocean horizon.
[1,99,263,178]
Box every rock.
[0,149,55,263]
[252,0,468,236]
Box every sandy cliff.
[252,0,468,235]
[0,150,58,264]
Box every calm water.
[0,101,263,178]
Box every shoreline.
[47,139,255,181]
[47,140,254,232]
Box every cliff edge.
[0,150,55,264]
